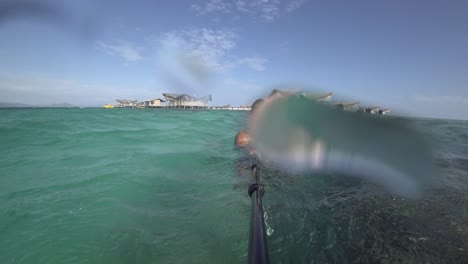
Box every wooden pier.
[118,105,252,111]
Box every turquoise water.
[1,108,467,263]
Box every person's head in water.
[234,98,266,147]
[234,131,251,147]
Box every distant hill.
[0,102,76,108]
[0,102,35,108]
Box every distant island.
[0,102,76,108]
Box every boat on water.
[103,104,114,109]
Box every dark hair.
[251,98,265,114]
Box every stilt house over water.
[162,93,212,108]
[144,98,166,108]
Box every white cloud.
[154,28,268,97]
[285,0,306,12]
[241,0,281,22]
[414,95,468,103]
[96,41,143,62]
[192,0,306,22]
[192,0,232,15]
[237,56,268,71]
[160,28,238,72]
[157,28,267,73]
[157,30,227,96]
[153,28,236,95]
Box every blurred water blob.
[155,38,214,96]
[0,0,98,39]
[250,93,435,198]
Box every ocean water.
[0,108,467,263]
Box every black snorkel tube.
[247,161,270,264]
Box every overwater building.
[144,98,166,108]
[162,93,212,107]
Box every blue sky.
[0,0,467,119]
